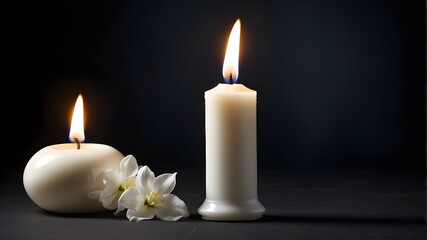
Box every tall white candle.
[23,94,124,213]
[198,19,265,221]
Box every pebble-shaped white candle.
[23,94,124,213]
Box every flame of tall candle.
[222,19,241,84]
[69,93,85,143]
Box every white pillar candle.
[198,19,265,221]
[23,94,124,214]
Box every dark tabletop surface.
[0,168,425,240]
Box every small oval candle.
[23,144,123,213]
[23,94,124,214]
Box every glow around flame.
[69,93,85,143]
[222,19,241,84]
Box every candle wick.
[74,138,81,150]
[228,73,233,84]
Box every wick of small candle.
[228,73,233,84]
[74,138,81,150]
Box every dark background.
[5,0,426,173]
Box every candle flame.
[69,93,85,143]
[222,19,241,84]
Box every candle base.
[198,199,265,221]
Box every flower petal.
[117,187,140,210]
[126,208,155,222]
[103,170,120,186]
[114,202,126,216]
[137,166,155,195]
[99,186,120,210]
[155,194,189,221]
[152,172,177,195]
[120,155,139,178]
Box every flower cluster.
[89,155,189,222]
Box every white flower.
[118,165,190,221]
[89,154,139,214]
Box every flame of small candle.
[69,93,85,146]
[222,19,241,84]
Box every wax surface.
[23,143,124,213]
[199,83,265,220]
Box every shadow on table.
[186,214,424,224]
[39,211,425,224]
[40,209,125,220]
